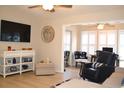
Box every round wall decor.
[41,25,55,43]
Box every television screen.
[102,47,113,52]
[0,20,31,42]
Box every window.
[64,31,71,51]
[81,31,96,54]
[80,29,124,67]
[119,30,124,60]
[118,30,124,67]
[81,31,88,52]
[98,30,117,53]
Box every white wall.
[0,6,124,72]
[0,6,43,62]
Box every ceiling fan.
[97,23,115,29]
[28,5,72,12]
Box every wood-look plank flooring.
[0,67,80,88]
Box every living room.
[0,0,124,91]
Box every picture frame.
[6,58,13,65]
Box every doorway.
[64,30,72,70]
[62,21,124,73]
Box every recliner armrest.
[97,64,115,69]
[84,63,92,68]
[96,65,115,76]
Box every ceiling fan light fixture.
[97,24,104,30]
[42,4,54,11]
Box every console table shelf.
[0,50,35,78]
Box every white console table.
[0,50,35,78]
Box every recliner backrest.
[96,51,116,66]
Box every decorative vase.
[8,46,11,51]
[13,58,16,64]
[10,66,17,72]
[46,58,49,63]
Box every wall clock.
[41,25,55,43]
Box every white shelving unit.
[0,50,35,78]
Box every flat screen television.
[102,47,113,52]
[0,20,31,42]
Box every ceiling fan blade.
[28,5,72,13]
[49,8,55,12]
[28,5,41,8]
[55,5,72,8]
[106,23,115,27]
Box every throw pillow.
[92,62,103,69]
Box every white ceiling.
[16,5,124,19]
[1,5,124,24]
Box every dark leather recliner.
[79,51,116,83]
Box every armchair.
[74,51,88,67]
[64,51,70,67]
[79,51,116,83]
